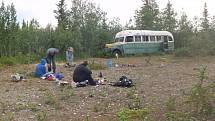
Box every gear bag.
[112,76,133,87]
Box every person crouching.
[35,59,46,77]
[73,61,97,86]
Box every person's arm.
[65,51,68,57]
[42,66,46,74]
[84,67,92,74]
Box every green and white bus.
[105,30,174,56]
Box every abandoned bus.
[105,30,174,56]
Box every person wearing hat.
[45,48,59,73]
[65,47,74,67]
[73,61,97,86]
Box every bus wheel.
[112,50,121,57]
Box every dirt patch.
[1,56,215,121]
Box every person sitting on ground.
[45,48,59,73]
[35,59,46,77]
[73,61,97,86]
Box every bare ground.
[1,55,215,121]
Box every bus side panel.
[122,43,136,54]
[134,42,162,53]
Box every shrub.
[0,53,38,66]
[0,56,16,66]
[184,66,215,119]
[164,97,196,121]
[174,48,192,57]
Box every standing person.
[66,47,74,67]
[73,61,97,86]
[45,48,59,73]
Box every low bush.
[117,108,151,121]
[174,48,192,57]
[0,56,16,66]
[36,110,47,121]
[0,53,39,66]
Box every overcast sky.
[3,0,214,27]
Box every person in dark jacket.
[35,59,46,77]
[73,61,97,86]
[45,48,59,73]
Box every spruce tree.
[54,0,69,30]
[161,0,177,32]
[135,0,161,30]
[200,2,209,31]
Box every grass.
[0,101,9,114]
[43,91,62,110]
[117,108,151,121]
[92,101,109,113]
[59,87,74,100]
[88,60,106,70]
[2,56,215,120]
[36,110,48,121]
[28,103,40,112]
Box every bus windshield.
[115,37,124,42]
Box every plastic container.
[107,59,112,69]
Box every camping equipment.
[76,80,89,87]
[58,81,69,86]
[11,73,24,82]
[112,76,134,87]
[107,59,112,69]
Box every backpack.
[112,76,133,87]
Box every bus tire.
[112,50,121,57]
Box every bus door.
[163,36,168,51]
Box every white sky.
[3,0,214,27]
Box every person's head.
[81,61,88,66]
[55,49,59,54]
[40,59,46,65]
[67,47,73,52]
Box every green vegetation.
[0,0,215,65]
[43,91,62,110]
[88,60,106,70]
[163,66,215,121]
[116,66,215,121]
[117,108,151,121]
[36,110,48,121]
[2,0,215,120]
[174,48,192,57]
[59,87,74,100]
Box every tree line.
[0,0,215,60]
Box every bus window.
[125,36,134,42]
[156,36,162,41]
[168,36,173,41]
[135,36,141,42]
[142,36,149,42]
[150,36,155,42]
[115,37,124,42]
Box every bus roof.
[115,30,174,38]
